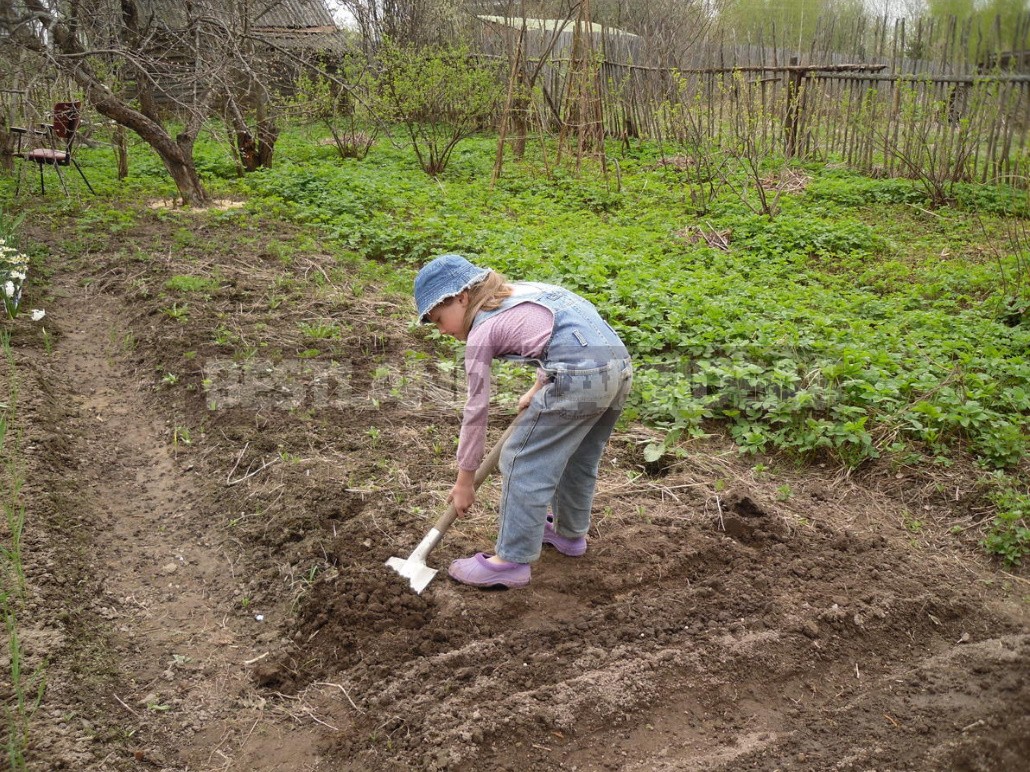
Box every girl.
[414,254,632,589]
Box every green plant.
[172,426,192,450]
[374,42,503,176]
[366,426,382,447]
[983,487,1030,566]
[903,511,924,533]
[290,59,379,160]
[0,235,29,320]
[165,274,221,295]
[162,302,190,324]
[40,327,54,355]
[279,448,301,463]
[299,321,339,340]
[212,325,239,346]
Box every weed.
[366,426,382,447]
[162,302,190,324]
[165,274,221,295]
[279,449,301,463]
[172,426,192,450]
[212,325,239,346]
[903,511,924,533]
[983,486,1030,566]
[299,321,339,340]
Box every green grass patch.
[165,274,222,295]
[236,130,1027,475]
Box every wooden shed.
[113,0,347,107]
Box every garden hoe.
[386,418,520,594]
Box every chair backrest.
[52,102,81,147]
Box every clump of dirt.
[5,208,1027,771]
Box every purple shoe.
[543,517,587,557]
[448,553,531,588]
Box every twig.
[227,455,280,486]
[315,681,364,713]
[114,694,140,717]
[302,707,339,731]
[236,717,261,752]
[226,442,249,482]
[1000,570,1030,586]
[243,652,269,665]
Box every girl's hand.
[448,482,476,516]
[518,382,542,412]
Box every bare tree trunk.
[226,92,278,173]
[114,123,129,180]
[10,0,211,205]
[89,89,209,205]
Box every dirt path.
[19,281,328,769]
[6,210,1028,770]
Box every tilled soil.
[3,209,1027,771]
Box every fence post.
[785,56,806,158]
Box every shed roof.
[135,0,335,31]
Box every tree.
[592,0,716,67]
[337,0,466,49]
[1,0,216,204]
[374,41,502,174]
[0,1,329,204]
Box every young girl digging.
[414,254,632,589]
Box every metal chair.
[13,101,96,196]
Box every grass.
[233,130,1028,473]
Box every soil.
[2,206,1027,771]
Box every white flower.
[31,309,45,321]
[3,281,14,298]
[10,271,25,281]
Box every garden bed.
[3,204,1026,770]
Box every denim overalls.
[471,283,633,563]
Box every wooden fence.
[479,13,1030,187]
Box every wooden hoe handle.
[431,417,521,536]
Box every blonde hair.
[462,270,513,333]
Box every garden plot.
[2,208,1027,771]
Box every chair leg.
[53,161,70,196]
[71,159,96,195]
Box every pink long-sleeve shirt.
[457,302,554,471]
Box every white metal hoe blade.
[385,527,443,594]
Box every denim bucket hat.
[414,254,490,323]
